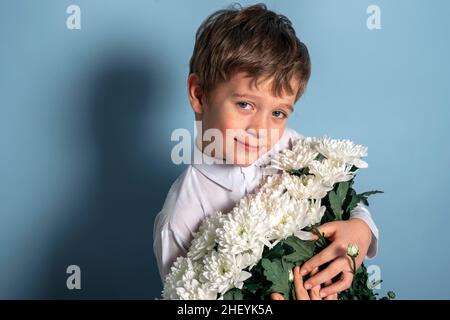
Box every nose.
[246,110,269,142]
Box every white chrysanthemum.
[176,278,219,300]
[163,135,370,300]
[258,174,285,198]
[188,211,223,261]
[315,137,368,168]
[270,137,319,171]
[216,196,270,268]
[281,172,332,200]
[256,178,296,241]
[308,158,354,187]
[257,185,287,221]
[257,175,286,216]
[162,256,216,300]
[200,251,252,294]
[269,197,312,241]
[307,199,326,225]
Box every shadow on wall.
[42,45,175,298]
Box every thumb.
[270,292,285,300]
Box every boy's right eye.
[237,102,252,110]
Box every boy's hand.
[270,266,338,300]
[299,219,372,298]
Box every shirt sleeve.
[349,202,379,259]
[153,219,190,283]
[152,168,207,284]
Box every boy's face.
[189,71,299,167]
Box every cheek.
[209,105,246,132]
[265,125,285,150]
[201,106,225,131]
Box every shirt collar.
[192,140,237,191]
[191,129,291,191]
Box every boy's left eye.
[272,110,287,119]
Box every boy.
[154,4,378,299]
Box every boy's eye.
[272,110,287,119]
[237,102,252,110]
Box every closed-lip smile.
[234,137,262,151]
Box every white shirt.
[153,127,379,282]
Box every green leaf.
[328,182,350,220]
[357,190,384,207]
[263,241,285,260]
[329,191,343,219]
[261,258,290,299]
[281,258,294,274]
[282,236,315,264]
[337,181,349,200]
[244,281,260,294]
[342,188,359,220]
[347,192,359,210]
[223,288,244,300]
[358,190,384,197]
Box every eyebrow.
[231,93,294,113]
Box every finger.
[320,271,354,298]
[293,266,309,300]
[323,280,338,300]
[270,292,285,300]
[324,293,338,300]
[315,221,339,239]
[308,268,322,300]
[300,244,341,276]
[304,257,347,289]
[307,222,338,241]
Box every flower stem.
[311,227,327,248]
[351,256,357,275]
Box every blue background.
[1,0,449,299]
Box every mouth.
[234,137,262,152]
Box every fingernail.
[320,291,327,298]
[300,269,307,276]
[304,283,312,290]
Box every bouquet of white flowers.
[162,136,392,300]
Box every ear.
[187,73,205,116]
